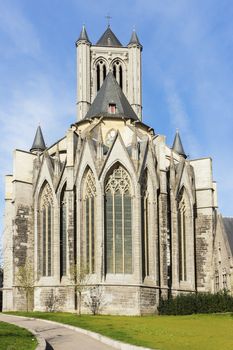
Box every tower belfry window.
[96,60,107,92]
[113,60,123,89]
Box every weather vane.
[105,14,112,27]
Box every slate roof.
[85,72,139,121]
[128,30,142,47]
[172,130,187,158]
[30,126,46,152]
[76,25,91,44]
[223,217,233,256]
[96,26,122,47]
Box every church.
[3,24,233,315]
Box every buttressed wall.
[3,25,232,315]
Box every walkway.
[0,314,116,350]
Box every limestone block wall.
[3,175,14,311]
[191,158,216,292]
[4,150,35,311]
[213,215,233,293]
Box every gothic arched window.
[60,184,67,278]
[178,189,187,281]
[39,182,53,277]
[83,169,96,274]
[105,165,132,274]
[112,60,123,89]
[96,60,107,91]
[141,169,149,278]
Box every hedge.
[158,290,233,315]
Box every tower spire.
[172,130,187,158]
[30,125,46,153]
[128,29,142,49]
[76,25,91,45]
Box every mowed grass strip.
[0,321,37,350]
[6,312,233,350]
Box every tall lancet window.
[96,60,107,91]
[83,169,96,274]
[141,169,149,278]
[112,60,123,89]
[39,182,53,277]
[60,184,67,278]
[105,165,132,274]
[178,190,187,281]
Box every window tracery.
[83,169,96,273]
[39,182,53,277]
[96,60,107,91]
[178,192,187,281]
[141,169,149,278]
[60,184,67,278]
[112,60,123,89]
[105,165,132,274]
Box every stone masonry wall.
[195,212,213,291]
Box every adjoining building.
[3,25,233,314]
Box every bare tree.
[70,264,90,316]
[84,286,106,315]
[16,260,35,312]
[45,289,61,312]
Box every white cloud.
[0,1,41,56]
[164,79,201,158]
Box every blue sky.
[1,0,233,238]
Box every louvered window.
[105,166,132,274]
[96,60,107,92]
[112,60,123,89]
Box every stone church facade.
[3,25,233,315]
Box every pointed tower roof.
[172,130,187,158]
[128,29,142,48]
[76,25,91,45]
[85,72,139,121]
[30,126,46,153]
[96,26,122,47]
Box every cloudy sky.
[1,0,233,237]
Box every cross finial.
[105,14,112,27]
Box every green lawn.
[6,312,233,350]
[0,321,37,350]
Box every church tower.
[76,25,142,120]
[3,22,226,316]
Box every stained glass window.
[40,182,53,277]
[178,192,187,281]
[83,169,96,274]
[105,166,132,274]
[60,185,67,278]
[141,170,149,278]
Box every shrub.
[158,290,233,315]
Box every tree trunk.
[78,291,82,316]
[26,290,29,312]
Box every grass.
[6,311,233,350]
[0,321,37,350]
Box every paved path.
[0,314,116,350]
